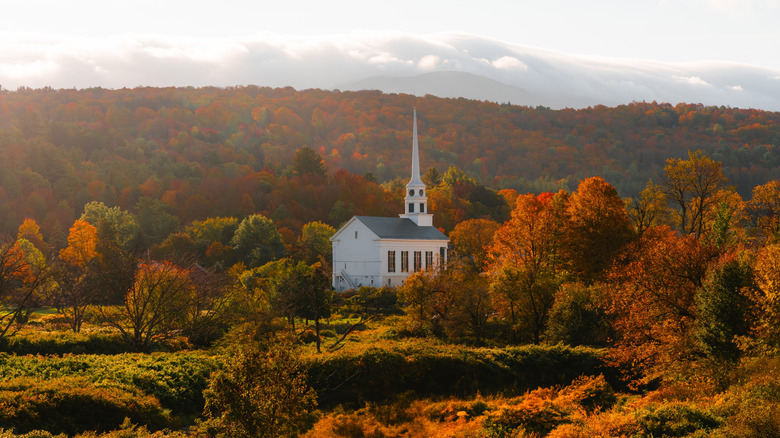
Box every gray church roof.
[354,216,448,240]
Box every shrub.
[202,343,317,438]
[0,377,171,435]
[636,402,721,437]
[0,353,217,419]
[484,390,569,437]
[306,344,610,408]
[2,331,190,355]
[555,375,616,413]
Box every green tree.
[135,197,180,246]
[695,253,757,363]
[80,201,140,250]
[544,283,611,347]
[203,340,317,438]
[231,215,285,268]
[292,146,327,177]
[270,261,332,353]
[294,221,335,265]
[422,167,442,188]
[186,217,239,250]
[491,264,560,344]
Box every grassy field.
[2,310,779,437]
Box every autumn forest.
[2,86,780,437]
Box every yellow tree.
[660,150,727,236]
[750,244,780,353]
[17,218,45,252]
[625,180,670,235]
[747,180,780,243]
[449,218,500,271]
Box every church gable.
[330,216,380,243]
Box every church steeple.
[409,109,424,187]
[400,109,433,226]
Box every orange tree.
[56,219,100,332]
[562,176,635,284]
[0,235,48,341]
[101,260,193,351]
[605,226,719,385]
[488,191,567,343]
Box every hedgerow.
[1,330,190,356]
[306,343,611,407]
[0,377,170,435]
[0,353,218,418]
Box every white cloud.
[674,75,712,86]
[492,56,528,71]
[418,55,440,69]
[0,60,58,79]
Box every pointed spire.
[409,108,424,186]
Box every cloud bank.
[1,32,779,111]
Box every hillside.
[1,86,779,240]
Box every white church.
[330,110,449,291]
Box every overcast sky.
[2,0,779,110]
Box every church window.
[388,251,396,272]
[414,251,422,272]
[420,203,425,213]
[425,251,433,269]
[355,231,358,239]
[419,189,424,196]
[409,189,415,196]
[439,247,446,266]
[401,251,409,272]
[409,203,415,213]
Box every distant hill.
[0,86,779,239]
[339,71,542,107]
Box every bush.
[636,402,721,437]
[0,377,171,435]
[0,353,217,419]
[555,375,616,413]
[484,391,569,437]
[306,343,610,408]
[2,331,189,355]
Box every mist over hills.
[339,72,542,107]
[2,32,779,111]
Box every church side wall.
[331,221,382,290]
[378,239,449,289]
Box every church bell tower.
[399,109,433,227]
